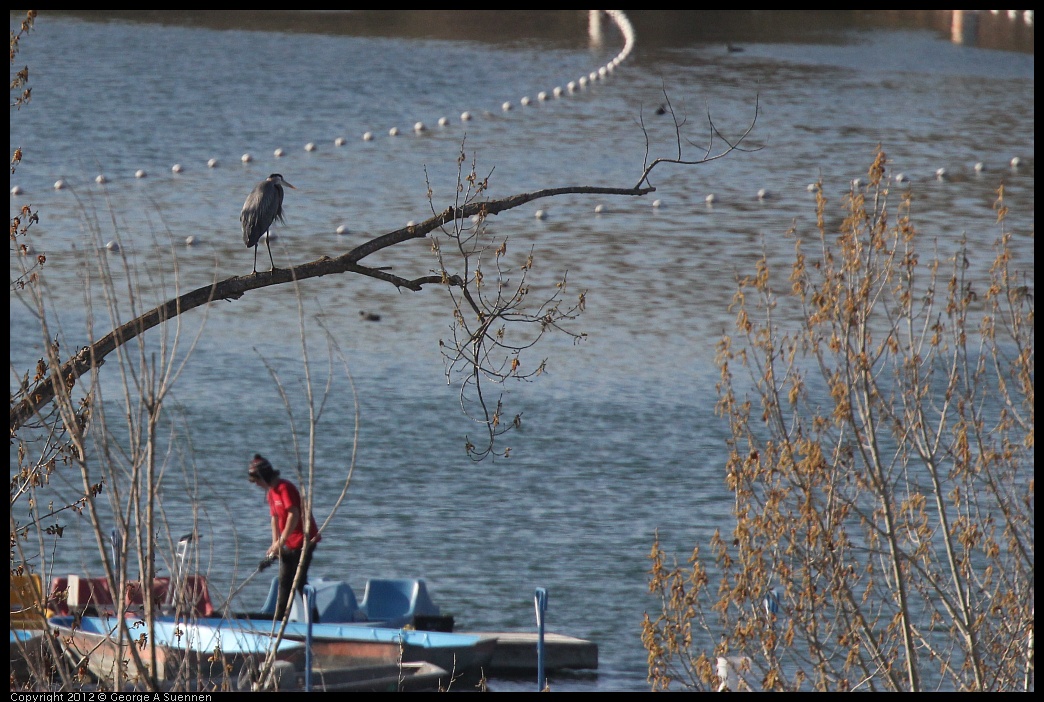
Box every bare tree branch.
[10,182,653,432]
[635,90,760,190]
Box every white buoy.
[185,235,198,246]
[598,66,608,77]
[895,173,908,183]
[413,122,426,133]
[207,158,219,168]
[502,101,512,112]
[11,185,23,195]
[974,162,985,172]
[172,164,183,173]
[652,199,662,208]
[1010,156,1021,168]
[95,174,107,184]
[535,209,547,220]
[594,204,605,213]
[806,183,817,191]
[579,76,589,87]
[274,148,285,157]
[54,180,66,190]
[335,137,346,146]
[553,86,563,97]
[389,127,400,136]
[438,117,449,127]
[589,71,598,81]
[567,81,577,92]
[241,153,253,163]
[935,167,947,179]
[336,225,349,235]
[852,178,862,188]
[105,240,120,252]
[362,131,374,141]
[135,169,147,179]
[520,96,531,106]
[406,220,416,228]
[757,188,769,200]
[538,91,548,101]
[305,142,316,152]
[460,111,472,121]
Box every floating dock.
[465,631,598,674]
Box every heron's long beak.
[283,181,297,189]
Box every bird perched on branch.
[241,173,296,274]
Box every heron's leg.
[252,245,258,274]
[265,232,276,271]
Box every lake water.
[9,11,1034,692]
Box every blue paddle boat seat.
[358,578,440,629]
[308,577,365,622]
[260,576,280,616]
[260,576,364,623]
[258,576,441,628]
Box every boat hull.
[307,633,496,682]
[302,624,495,675]
[48,616,304,690]
[164,618,496,684]
[10,629,54,687]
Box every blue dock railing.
[534,587,548,691]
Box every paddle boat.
[48,615,305,690]
[201,575,491,685]
[44,572,216,620]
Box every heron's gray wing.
[241,181,277,248]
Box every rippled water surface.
[10,11,1034,691]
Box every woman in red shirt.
[248,454,322,620]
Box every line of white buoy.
[12,11,638,199]
[9,10,1030,231]
[369,10,635,141]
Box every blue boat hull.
[48,616,304,689]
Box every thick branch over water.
[10,184,652,432]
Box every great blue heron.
[241,173,296,274]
